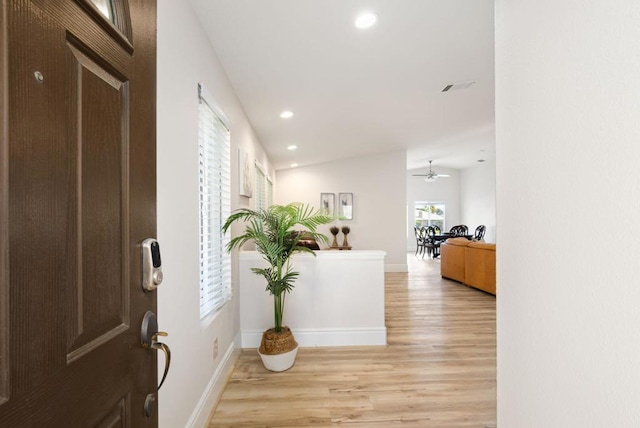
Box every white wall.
[461,159,496,243]
[496,1,640,426]
[239,251,387,347]
[276,151,408,272]
[157,1,273,426]
[406,165,461,252]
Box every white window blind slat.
[198,84,232,319]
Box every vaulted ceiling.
[189,0,495,171]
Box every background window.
[415,202,445,231]
[266,177,273,207]
[254,163,273,211]
[198,84,231,319]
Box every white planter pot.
[257,346,298,372]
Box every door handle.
[141,311,171,390]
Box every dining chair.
[414,226,425,256]
[416,226,431,257]
[449,225,468,237]
[425,226,441,258]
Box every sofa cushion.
[464,244,496,295]
[440,242,466,283]
[446,237,472,247]
[467,241,496,251]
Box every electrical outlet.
[213,338,219,360]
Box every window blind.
[266,177,273,207]
[255,163,267,211]
[198,84,231,319]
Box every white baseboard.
[186,333,241,428]
[385,263,408,272]
[241,327,387,348]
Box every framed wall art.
[338,193,353,220]
[320,193,335,216]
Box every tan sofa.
[440,238,496,295]
[440,237,468,283]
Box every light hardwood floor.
[208,254,496,427]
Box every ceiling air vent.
[441,80,476,92]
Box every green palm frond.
[223,202,335,332]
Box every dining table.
[432,233,473,242]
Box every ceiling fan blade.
[436,174,451,178]
[412,174,428,177]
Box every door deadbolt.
[141,238,163,292]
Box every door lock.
[141,238,163,292]
[141,311,171,390]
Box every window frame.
[415,202,446,231]
[197,84,232,320]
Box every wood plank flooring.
[208,254,496,427]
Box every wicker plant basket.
[259,326,298,355]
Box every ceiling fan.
[412,160,451,182]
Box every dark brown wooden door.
[0,0,158,426]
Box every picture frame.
[338,193,353,220]
[238,147,253,197]
[320,193,335,216]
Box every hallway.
[208,255,496,427]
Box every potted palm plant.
[222,203,333,371]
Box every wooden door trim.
[73,0,133,54]
[0,0,9,407]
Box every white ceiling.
[189,0,495,171]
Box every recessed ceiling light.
[355,12,377,29]
[280,111,294,119]
[287,145,298,150]
[290,163,299,168]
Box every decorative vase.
[341,226,350,248]
[330,226,340,248]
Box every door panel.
[65,40,130,362]
[0,0,157,426]
[96,395,130,428]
